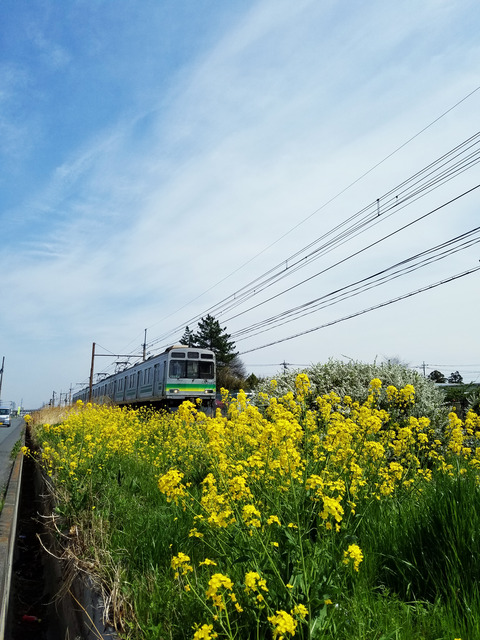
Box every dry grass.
[29,404,75,427]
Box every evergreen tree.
[428,370,446,383]
[245,372,260,390]
[194,315,237,365]
[180,326,196,347]
[448,371,463,384]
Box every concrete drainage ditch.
[2,433,118,640]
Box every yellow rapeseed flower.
[158,468,187,505]
[291,604,308,619]
[205,573,234,610]
[268,610,297,639]
[242,504,262,528]
[192,623,218,639]
[343,544,364,571]
[171,552,193,579]
[199,558,217,567]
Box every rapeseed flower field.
[26,375,480,640]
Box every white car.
[0,408,10,427]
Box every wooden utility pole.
[0,356,4,401]
[88,342,143,402]
[88,342,96,402]
[281,360,290,372]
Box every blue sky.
[1,0,479,408]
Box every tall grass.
[25,378,480,640]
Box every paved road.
[0,417,24,493]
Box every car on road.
[0,407,11,427]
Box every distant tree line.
[427,369,480,418]
[428,370,463,384]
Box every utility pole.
[0,356,4,401]
[142,328,147,362]
[88,341,143,402]
[421,361,428,377]
[89,342,96,402]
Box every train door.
[136,371,141,401]
[153,363,160,399]
[162,361,167,398]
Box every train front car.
[165,346,216,410]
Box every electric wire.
[72,86,480,390]
[211,139,480,312]
[427,363,480,367]
[96,174,479,379]
[238,265,480,355]
[135,84,480,345]
[224,185,480,327]
[145,133,480,349]
[94,89,480,376]
[230,227,480,341]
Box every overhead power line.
[238,266,480,355]
[230,225,480,342]
[146,134,480,351]
[427,363,480,368]
[219,143,480,323]
[99,88,480,371]
[225,185,480,329]
[138,88,480,351]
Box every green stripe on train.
[166,384,215,393]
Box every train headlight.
[169,388,179,394]
[204,389,214,394]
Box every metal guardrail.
[0,450,23,639]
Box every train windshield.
[169,359,214,380]
[0,409,8,415]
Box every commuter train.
[72,344,216,410]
